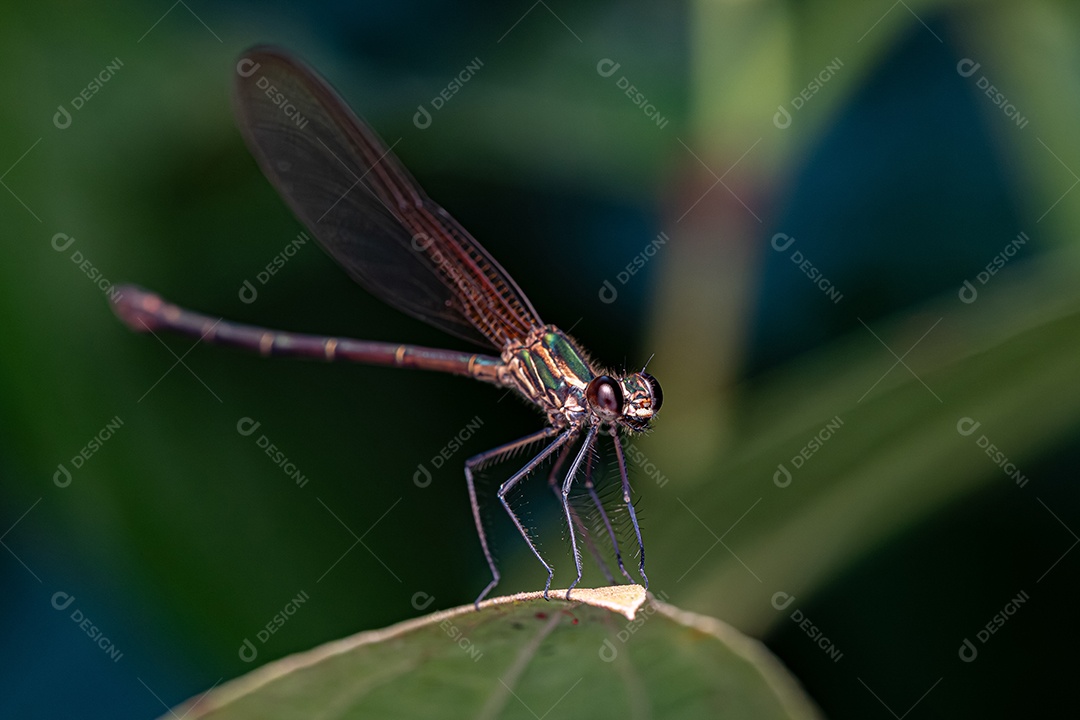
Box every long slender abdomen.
[111,285,504,383]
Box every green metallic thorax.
[498,325,599,427]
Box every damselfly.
[111,46,663,605]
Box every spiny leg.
[465,427,557,607]
[485,427,578,602]
[560,425,599,598]
[496,428,578,600]
[611,433,648,588]
[583,431,636,585]
[547,438,617,585]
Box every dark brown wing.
[232,46,544,349]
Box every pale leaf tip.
[481,584,646,620]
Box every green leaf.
[172,586,820,720]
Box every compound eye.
[586,376,624,416]
[641,372,663,412]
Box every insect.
[111,46,662,605]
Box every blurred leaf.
[172,586,820,720]
[644,248,1080,634]
[628,0,1080,644]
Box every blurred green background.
[3,0,1079,717]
